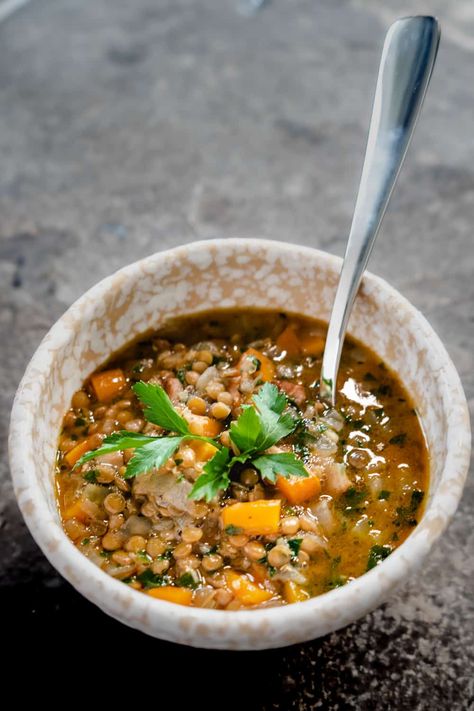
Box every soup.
[56,310,428,609]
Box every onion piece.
[324,463,352,496]
[311,496,336,534]
[321,408,345,432]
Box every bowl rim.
[9,238,471,646]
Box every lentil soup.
[56,310,428,609]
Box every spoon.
[319,16,440,406]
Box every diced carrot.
[91,368,126,402]
[250,562,268,584]
[276,325,301,356]
[185,413,223,438]
[64,436,97,467]
[221,499,281,535]
[189,440,218,461]
[299,334,325,356]
[147,587,193,606]
[224,571,274,606]
[277,473,321,505]
[63,500,89,523]
[239,348,275,382]
[283,580,310,604]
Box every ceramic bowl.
[9,239,471,649]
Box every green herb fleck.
[83,470,98,483]
[137,569,169,588]
[225,524,243,535]
[367,544,392,571]
[177,572,198,589]
[75,417,86,427]
[378,490,391,500]
[288,538,302,558]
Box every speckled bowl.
[9,239,471,649]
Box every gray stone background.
[0,0,472,707]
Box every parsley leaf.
[229,405,262,452]
[75,431,157,468]
[189,447,232,502]
[125,436,184,479]
[252,452,309,483]
[230,383,296,453]
[253,382,287,415]
[132,381,190,435]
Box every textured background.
[0,0,472,707]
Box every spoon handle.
[320,16,440,405]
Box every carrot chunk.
[63,499,89,523]
[64,436,97,467]
[225,571,274,606]
[221,499,281,535]
[147,587,193,605]
[239,348,275,382]
[189,440,218,461]
[185,413,223,438]
[299,334,325,356]
[276,325,301,356]
[91,368,126,402]
[276,472,321,505]
[283,580,310,604]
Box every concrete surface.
[0,0,472,707]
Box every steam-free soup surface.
[56,310,428,609]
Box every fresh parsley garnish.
[74,381,309,502]
[83,470,98,483]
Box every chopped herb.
[100,550,111,558]
[74,417,86,427]
[137,569,169,588]
[157,550,173,560]
[176,364,191,385]
[394,489,424,527]
[174,458,183,466]
[268,565,277,577]
[367,544,392,571]
[378,490,391,500]
[389,433,407,446]
[83,470,98,483]
[327,575,347,589]
[81,538,90,546]
[177,572,198,589]
[132,363,145,374]
[288,538,302,558]
[343,487,367,506]
[225,524,243,535]
[136,550,152,564]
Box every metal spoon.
[319,16,440,406]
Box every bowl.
[9,238,471,650]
